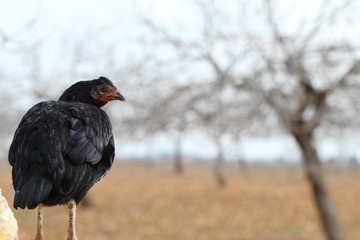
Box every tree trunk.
[294,132,345,240]
[174,134,184,175]
[214,144,226,187]
[143,157,154,170]
[144,142,155,170]
[237,158,249,175]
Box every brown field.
[0,161,359,240]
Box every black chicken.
[8,77,125,240]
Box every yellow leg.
[67,199,78,240]
[34,204,44,240]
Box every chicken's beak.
[115,93,126,102]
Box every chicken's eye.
[99,86,108,93]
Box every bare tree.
[238,1,360,239]
[138,2,260,182]
[138,0,360,239]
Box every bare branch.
[300,0,352,49]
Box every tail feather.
[30,178,52,209]
[13,176,52,209]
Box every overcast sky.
[1,0,359,161]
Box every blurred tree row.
[118,1,360,240]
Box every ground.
[0,161,359,240]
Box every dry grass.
[0,162,359,240]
